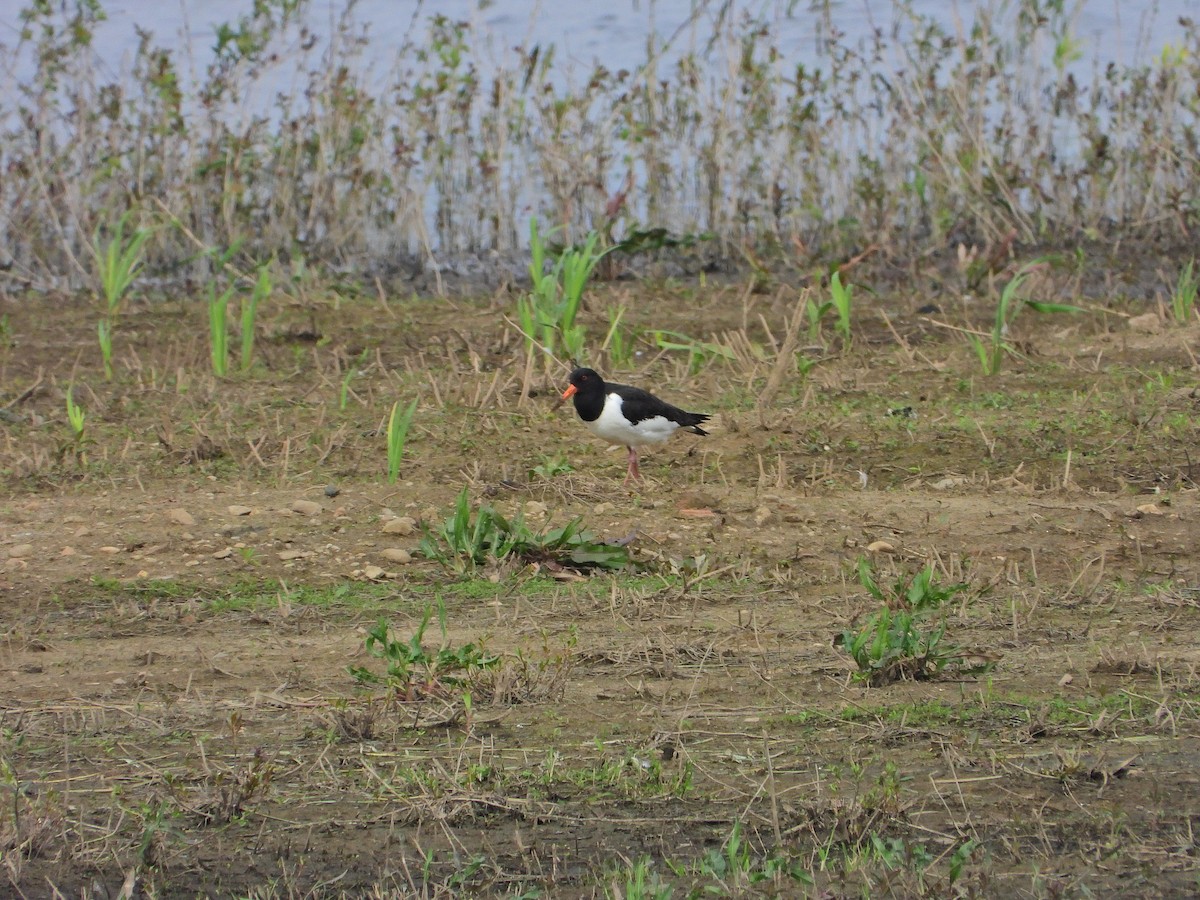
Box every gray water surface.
[1,0,1186,91]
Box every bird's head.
[561,367,600,400]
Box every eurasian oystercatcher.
[561,367,710,484]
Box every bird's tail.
[682,411,711,435]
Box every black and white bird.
[561,367,710,484]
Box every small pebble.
[1127,312,1161,334]
[382,516,416,536]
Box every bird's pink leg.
[624,446,642,485]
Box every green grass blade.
[240,264,270,371]
[386,397,418,483]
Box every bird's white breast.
[587,393,679,447]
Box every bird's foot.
[624,448,642,485]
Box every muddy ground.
[0,276,1198,898]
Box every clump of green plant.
[651,329,735,374]
[518,220,607,369]
[692,822,811,894]
[835,559,985,686]
[61,386,92,464]
[205,242,244,377]
[240,263,271,371]
[829,271,853,344]
[601,305,640,368]
[803,292,831,343]
[419,488,629,574]
[1170,258,1197,324]
[530,452,574,479]
[349,599,500,701]
[603,823,809,898]
[385,397,418,483]
[969,261,1083,375]
[604,855,673,900]
[93,211,152,379]
[64,387,86,442]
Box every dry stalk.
[757,288,811,412]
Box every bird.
[560,367,710,484]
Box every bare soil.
[1,282,1198,898]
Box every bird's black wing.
[609,383,711,433]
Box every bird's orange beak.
[561,384,578,400]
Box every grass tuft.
[835,559,987,685]
[419,488,630,574]
[349,599,500,702]
[1170,258,1197,324]
[386,397,418,483]
[969,260,1084,375]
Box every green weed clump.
[651,330,735,374]
[605,856,673,900]
[600,306,639,369]
[530,453,573,479]
[1170,259,1197,324]
[518,220,606,370]
[692,821,811,893]
[419,488,629,574]
[604,822,810,898]
[349,599,499,701]
[385,397,418,483]
[969,261,1084,375]
[93,211,151,379]
[240,264,271,371]
[835,559,985,686]
[64,387,85,442]
[829,271,853,344]
[62,386,91,465]
[204,242,246,377]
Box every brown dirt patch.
[1,285,1198,897]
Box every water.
[0,1,1185,93]
[0,0,1192,277]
